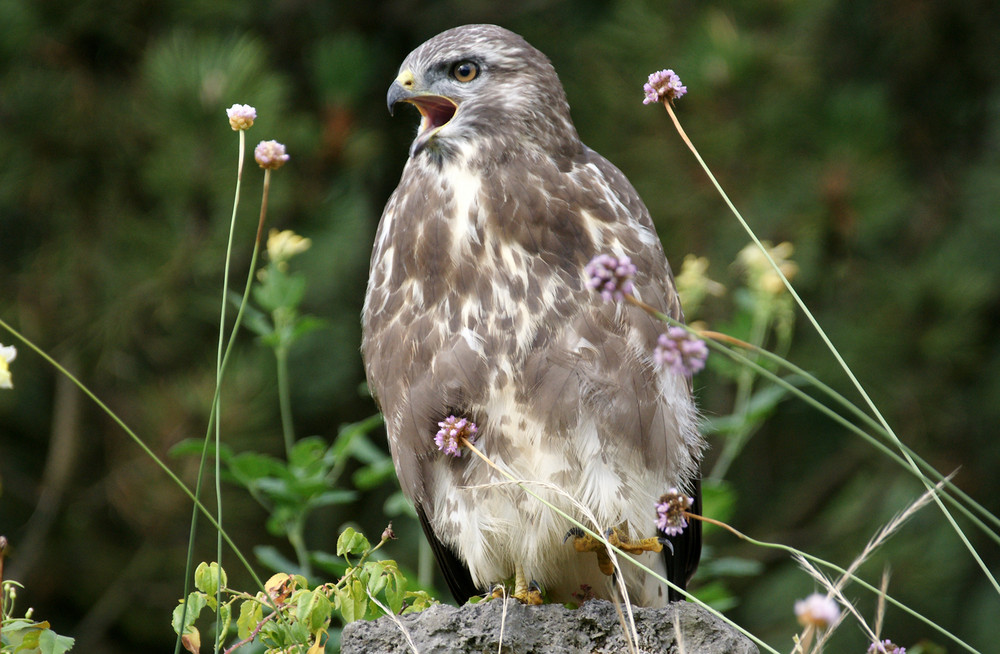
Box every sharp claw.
[658,536,675,555]
[563,527,585,543]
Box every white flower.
[1,344,18,389]
[794,592,840,629]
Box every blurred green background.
[2,0,999,651]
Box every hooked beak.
[387,71,458,158]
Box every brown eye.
[452,61,479,82]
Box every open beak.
[387,73,458,158]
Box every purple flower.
[655,488,694,536]
[226,103,257,131]
[643,69,687,105]
[868,640,906,654]
[254,140,290,169]
[654,327,708,376]
[435,415,478,457]
[585,254,637,302]
[794,593,840,629]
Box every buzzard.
[362,24,703,606]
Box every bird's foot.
[564,527,664,575]
[488,574,543,605]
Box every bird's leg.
[565,527,664,576]
[487,565,543,604]
[512,564,543,604]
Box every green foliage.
[1,582,74,654]
[173,531,436,653]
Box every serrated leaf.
[336,527,370,556]
[37,627,75,654]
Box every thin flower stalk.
[650,71,998,596]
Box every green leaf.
[364,561,387,597]
[401,590,436,614]
[237,599,263,641]
[701,479,737,526]
[383,564,406,615]
[336,579,368,623]
[218,601,233,645]
[172,592,208,635]
[306,489,357,509]
[37,627,75,654]
[168,438,235,461]
[288,436,330,470]
[288,315,328,346]
[194,561,227,596]
[296,590,332,632]
[352,458,396,490]
[383,491,417,518]
[336,528,370,557]
[229,451,287,480]
[697,556,764,577]
[254,544,300,573]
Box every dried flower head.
[254,140,290,169]
[435,415,478,457]
[643,69,687,105]
[0,343,17,389]
[267,229,311,269]
[654,327,708,376]
[226,103,257,131]
[655,488,694,536]
[794,593,841,629]
[585,254,637,302]
[867,640,906,654]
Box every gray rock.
[341,599,758,653]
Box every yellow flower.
[266,229,311,270]
[675,254,725,317]
[736,241,798,296]
[0,343,17,389]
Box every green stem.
[276,344,295,460]
[288,516,312,579]
[662,101,999,596]
[708,333,1000,538]
[0,318,263,593]
[710,306,769,481]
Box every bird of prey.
[362,24,703,607]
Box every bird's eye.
[452,61,479,83]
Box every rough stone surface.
[341,599,758,654]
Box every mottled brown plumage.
[362,24,703,606]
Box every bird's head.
[387,24,579,161]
